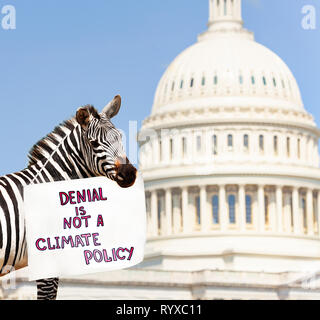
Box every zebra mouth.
[114,166,137,189]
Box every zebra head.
[76,95,137,188]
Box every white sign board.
[24,174,146,281]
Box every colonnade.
[146,184,320,238]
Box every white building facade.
[3,0,320,300]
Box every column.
[238,185,246,231]
[292,187,301,235]
[200,186,209,232]
[317,191,320,237]
[182,187,190,233]
[306,189,314,236]
[219,185,227,231]
[165,189,172,236]
[276,186,283,233]
[150,190,158,236]
[258,185,265,231]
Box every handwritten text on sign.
[24,176,146,281]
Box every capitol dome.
[139,0,320,277]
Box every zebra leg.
[36,277,59,300]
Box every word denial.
[84,247,134,265]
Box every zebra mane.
[27,118,79,167]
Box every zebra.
[0,95,137,300]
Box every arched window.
[245,195,252,224]
[195,196,201,225]
[228,194,236,224]
[297,138,301,159]
[180,80,184,89]
[182,137,187,158]
[244,134,249,151]
[190,78,194,88]
[265,195,269,227]
[287,137,290,157]
[259,135,264,152]
[214,75,218,85]
[262,76,267,86]
[212,195,219,224]
[212,135,218,155]
[228,134,233,150]
[274,136,278,155]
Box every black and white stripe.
[0,97,133,300]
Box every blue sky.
[0,0,319,175]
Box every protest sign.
[24,174,146,281]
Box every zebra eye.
[90,140,100,148]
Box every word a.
[1,5,15,30]
[302,5,316,30]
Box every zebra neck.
[26,119,95,183]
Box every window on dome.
[195,196,201,225]
[281,80,285,89]
[159,140,162,162]
[262,76,267,86]
[245,195,252,224]
[239,75,244,85]
[182,137,187,158]
[251,76,255,85]
[244,134,249,151]
[212,195,219,224]
[265,195,270,227]
[202,77,206,86]
[302,197,307,233]
[190,78,194,88]
[213,135,218,155]
[171,82,175,91]
[197,135,202,152]
[157,197,162,232]
[259,135,264,152]
[287,137,290,157]
[273,78,277,87]
[170,138,174,160]
[228,194,236,224]
[228,134,233,150]
[274,136,278,155]
[214,75,218,85]
[180,80,184,89]
[224,0,227,15]
[297,138,301,159]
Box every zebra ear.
[102,95,121,119]
[76,107,91,130]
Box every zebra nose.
[115,158,137,188]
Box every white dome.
[152,26,304,116]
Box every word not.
[84,247,134,265]
[302,5,316,30]
[1,5,15,30]
[35,233,101,251]
[59,188,107,206]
